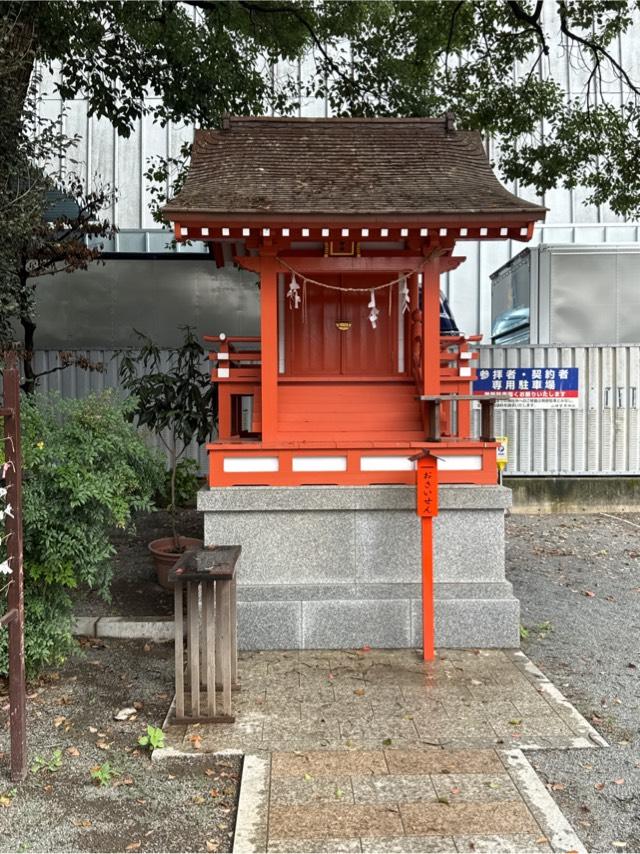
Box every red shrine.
[164,117,545,489]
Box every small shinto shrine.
[164,117,545,651]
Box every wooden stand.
[170,546,240,724]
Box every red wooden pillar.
[414,450,439,662]
[259,257,279,442]
[421,255,441,398]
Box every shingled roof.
[163,117,546,221]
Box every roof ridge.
[225,116,449,124]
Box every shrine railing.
[409,310,484,441]
[205,335,261,382]
[0,349,26,781]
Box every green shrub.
[157,457,201,509]
[0,391,164,675]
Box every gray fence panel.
[32,349,210,476]
[478,345,640,475]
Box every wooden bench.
[169,546,241,723]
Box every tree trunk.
[20,312,36,395]
[170,440,179,549]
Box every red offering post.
[413,451,439,661]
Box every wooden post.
[3,350,26,781]
[421,516,435,661]
[188,582,200,716]
[259,257,279,441]
[414,451,439,662]
[174,581,184,719]
[422,255,441,398]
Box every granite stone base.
[198,485,518,650]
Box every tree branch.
[507,1,549,55]
[557,0,640,97]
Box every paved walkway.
[161,649,604,852]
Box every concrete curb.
[232,753,270,854]
[73,616,174,642]
[508,649,609,748]
[500,749,587,854]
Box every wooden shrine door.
[284,275,399,376]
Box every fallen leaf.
[125,842,141,851]
[0,795,12,807]
[53,716,66,728]
[206,842,218,852]
[88,726,98,734]
[536,838,548,845]
[205,768,216,777]
[189,734,203,749]
[382,738,392,747]
[303,773,313,782]
[583,590,596,598]
[192,795,206,805]
[66,746,80,757]
[353,688,366,697]
[73,819,92,829]
[95,740,111,751]
[335,787,344,799]
[613,778,625,785]
[450,786,461,795]
[114,707,137,721]
[133,701,144,711]
[143,643,152,653]
[595,782,606,791]
[509,718,523,726]
[548,782,566,791]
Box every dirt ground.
[509,511,640,854]
[0,638,239,853]
[75,509,203,618]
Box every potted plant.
[118,327,216,588]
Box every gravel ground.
[0,638,239,853]
[508,511,640,854]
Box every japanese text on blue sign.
[473,367,579,409]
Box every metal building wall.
[36,0,640,341]
[478,346,640,476]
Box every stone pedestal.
[198,484,518,650]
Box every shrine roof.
[163,117,546,223]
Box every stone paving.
[267,748,552,852]
[164,648,603,755]
[161,649,603,852]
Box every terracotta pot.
[148,536,203,590]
